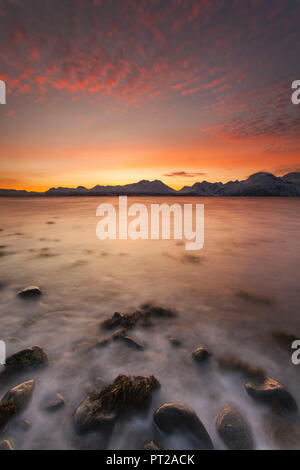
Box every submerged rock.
[3,346,48,377]
[42,393,65,412]
[17,286,42,298]
[271,331,298,353]
[74,374,160,435]
[1,379,35,412]
[216,404,254,450]
[0,439,14,450]
[191,346,211,363]
[215,355,266,381]
[168,337,182,348]
[112,332,144,350]
[245,376,297,414]
[0,401,17,432]
[153,403,214,450]
[15,418,31,431]
[101,304,176,331]
[262,412,300,450]
[96,330,144,351]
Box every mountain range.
[1,172,300,197]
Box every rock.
[144,440,162,450]
[111,329,127,340]
[112,332,144,350]
[95,338,111,349]
[101,304,176,331]
[247,376,298,413]
[215,355,266,381]
[0,439,14,450]
[272,331,298,353]
[215,404,254,450]
[15,418,31,431]
[74,392,117,434]
[3,346,48,376]
[0,401,17,431]
[17,286,41,298]
[42,393,65,412]
[1,379,35,412]
[245,376,297,414]
[100,374,160,411]
[74,374,160,434]
[154,403,214,450]
[168,337,182,347]
[120,336,144,350]
[102,311,139,330]
[191,346,211,362]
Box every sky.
[0,0,300,191]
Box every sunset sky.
[0,0,300,191]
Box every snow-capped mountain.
[0,173,300,197]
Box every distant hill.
[1,172,300,197]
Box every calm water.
[0,196,300,449]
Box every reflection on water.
[0,196,300,449]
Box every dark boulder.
[168,337,182,347]
[101,304,176,331]
[74,374,160,435]
[74,392,117,434]
[154,403,214,450]
[1,379,35,412]
[0,401,17,431]
[216,404,254,450]
[245,376,297,414]
[112,331,144,350]
[17,286,41,298]
[41,393,65,412]
[191,346,211,363]
[3,346,48,377]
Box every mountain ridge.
[1,172,300,197]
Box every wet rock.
[215,355,266,381]
[245,376,297,414]
[3,346,48,377]
[15,418,31,431]
[74,392,117,434]
[17,286,42,298]
[235,290,274,305]
[154,403,214,450]
[73,340,96,354]
[101,304,176,331]
[272,331,298,353]
[96,330,144,351]
[42,393,65,412]
[112,331,144,350]
[120,336,144,350]
[0,401,17,431]
[1,379,35,412]
[144,440,162,450]
[215,404,254,450]
[74,374,160,435]
[191,346,211,362]
[0,439,14,450]
[102,311,139,330]
[263,412,300,450]
[168,337,182,347]
[94,338,111,349]
[100,374,160,412]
